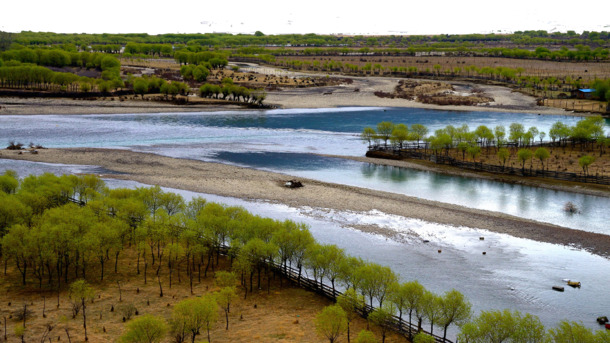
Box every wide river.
[1,107,609,337]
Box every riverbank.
[331,154,610,198]
[3,147,610,258]
[0,71,579,116]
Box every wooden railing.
[217,245,451,343]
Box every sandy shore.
[3,148,610,258]
[0,67,577,116]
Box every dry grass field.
[0,250,406,343]
[276,56,610,82]
[433,144,610,177]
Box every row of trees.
[0,62,124,92]
[1,172,608,342]
[173,51,228,68]
[0,172,467,341]
[275,57,609,94]
[363,117,608,153]
[10,30,610,48]
[199,78,267,105]
[130,75,189,99]
[1,47,121,72]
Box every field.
[413,143,610,178]
[274,55,610,81]
[0,249,406,343]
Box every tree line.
[9,30,609,49]
[199,78,267,105]
[1,171,609,342]
[363,117,609,175]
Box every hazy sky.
[2,0,608,36]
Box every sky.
[1,0,609,36]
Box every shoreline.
[327,154,610,198]
[0,72,589,116]
[3,147,610,259]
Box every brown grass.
[276,56,610,81]
[0,249,407,343]
[439,144,610,177]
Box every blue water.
[1,107,608,234]
[3,158,609,339]
[2,107,610,338]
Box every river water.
[1,107,609,336]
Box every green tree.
[171,296,219,343]
[517,149,533,173]
[497,148,510,170]
[534,147,550,171]
[494,125,506,146]
[69,279,95,341]
[578,155,595,175]
[376,122,394,148]
[361,127,377,147]
[315,304,348,343]
[509,123,525,146]
[413,332,435,343]
[216,287,237,330]
[402,280,425,338]
[368,303,396,343]
[547,320,596,343]
[437,289,472,342]
[420,291,442,335]
[133,78,149,99]
[337,288,365,343]
[356,330,378,343]
[410,124,429,148]
[458,309,545,343]
[120,315,168,343]
[467,145,481,162]
[391,124,409,149]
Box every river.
[1,106,609,337]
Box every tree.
[509,123,525,146]
[315,304,348,343]
[354,262,398,307]
[391,124,409,149]
[133,78,149,99]
[534,147,550,171]
[337,288,365,343]
[547,320,596,343]
[467,145,481,162]
[517,149,533,173]
[120,315,168,343]
[410,124,429,148]
[401,280,425,338]
[494,125,506,146]
[69,279,95,341]
[413,332,435,343]
[420,291,442,335]
[458,309,545,343]
[578,155,595,175]
[368,303,396,343]
[171,296,219,343]
[497,148,510,170]
[437,289,471,341]
[216,287,237,330]
[356,330,378,343]
[376,122,394,148]
[361,127,377,147]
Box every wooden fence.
[369,145,610,185]
[217,245,452,343]
[67,197,453,342]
